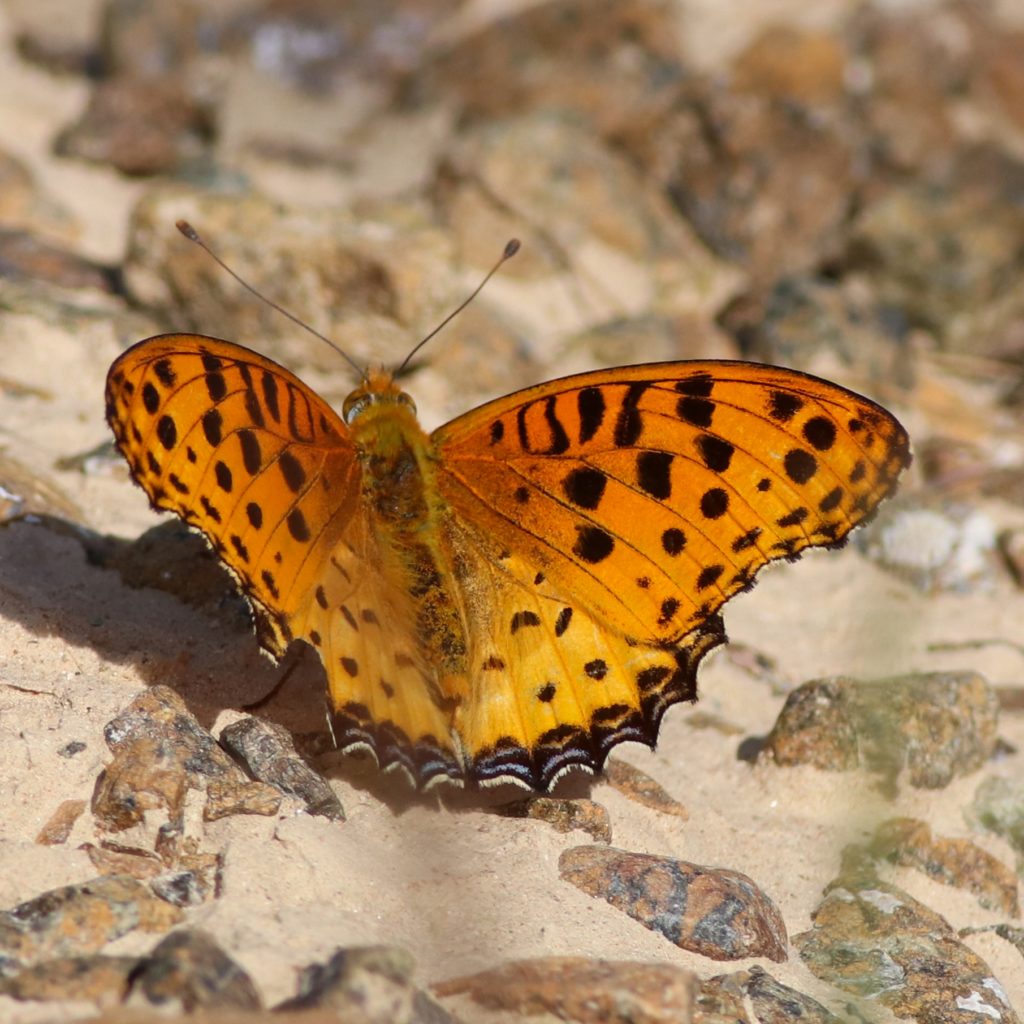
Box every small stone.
[498,797,611,843]
[698,965,844,1024]
[559,846,787,962]
[126,929,261,1012]
[603,758,688,818]
[82,843,163,881]
[0,228,114,291]
[219,717,345,821]
[57,741,86,758]
[863,507,998,592]
[204,778,283,821]
[149,871,209,909]
[0,954,138,1006]
[0,450,84,524]
[868,817,1019,916]
[278,945,439,1023]
[54,77,212,176]
[435,956,698,1023]
[970,775,1024,856]
[763,672,999,792]
[796,871,1018,1023]
[93,686,259,863]
[0,876,182,968]
[34,799,86,846]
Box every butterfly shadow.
[0,515,329,735]
[1,514,604,813]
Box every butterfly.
[106,337,911,790]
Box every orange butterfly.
[106,336,910,790]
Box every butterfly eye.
[343,390,372,423]
[397,392,417,414]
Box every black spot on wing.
[573,525,615,564]
[803,416,837,451]
[700,488,729,519]
[262,372,281,422]
[577,387,606,443]
[156,416,177,450]
[636,451,673,499]
[202,409,222,446]
[784,449,818,484]
[769,391,803,422]
[695,434,734,472]
[279,450,306,492]
[563,466,607,509]
[614,382,649,446]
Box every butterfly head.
[343,367,418,425]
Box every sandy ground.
[0,1,1023,1020]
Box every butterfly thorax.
[346,373,469,677]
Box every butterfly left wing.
[432,360,910,787]
[434,360,910,648]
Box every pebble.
[0,954,137,1007]
[0,876,181,970]
[219,716,345,821]
[497,796,611,843]
[602,758,689,819]
[697,965,843,1024]
[866,817,1019,916]
[763,671,999,792]
[559,846,787,962]
[435,956,698,1024]
[125,928,262,1013]
[277,945,452,1022]
[796,869,1018,1023]
[33,799,86,847]
[969,775,1024,858]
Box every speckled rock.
[796,869,1019,1024]
[125,928,262,1012]
[91,686,280,902]
[763,672,999,791]
[278,945,451,1022]
[497,797,611,844]
[845,150,1024,356]
[867,817,1019,916]
[0,876,181,970]
[435,956,698,1023]
[696,965,843,1024]
[219,717,344,821]
[0,954,137,1006]
[0,229,114,291]
[435,113,742,346]
[411,0,686,139]
[559,846,787,962]
[624,79,856,295]
[603,758,689,819]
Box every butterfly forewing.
[105,334,363,652]
[433,361,911,647]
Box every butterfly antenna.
[396,238,520,376]
[175,220,364,378]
